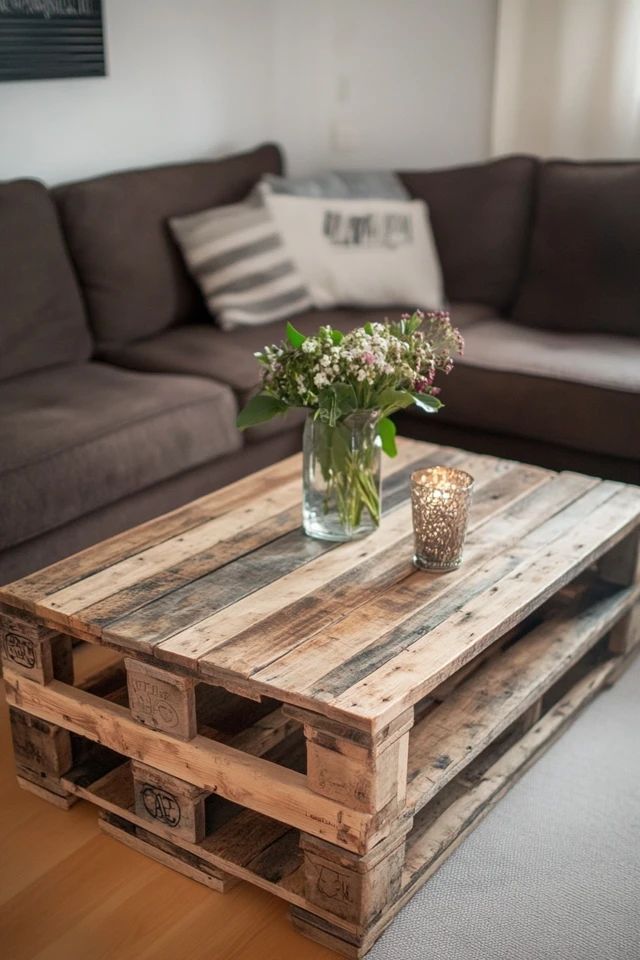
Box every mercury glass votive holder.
[411,466,474,572]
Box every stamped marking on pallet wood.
[125,658,197,740]
[3,632,37,670]
[318,866,354,904]
[130,678,181,730]
[141,784,182,827]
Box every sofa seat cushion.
[101,303,489,443]
[399,156,538,312]
[54,144,283,349]
[0,179,92,382]
[412,319,640,461]
[513,161,640,336]
[0,363,240,551]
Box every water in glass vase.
[302,412,382,542]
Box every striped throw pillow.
[170,192,312,330]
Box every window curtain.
[491,0,640,158]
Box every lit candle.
[410,466,474,572]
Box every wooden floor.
[0,688,336,960]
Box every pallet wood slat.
[251,471,600,702]
[405,579,640,814]
[2,439,638,957]
[332,483,640,730]
[149,452,511,664]
[2,670,373,853]
[195,462,553,682]
[99,814,238,893]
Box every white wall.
[0,0,497,185]
[0,0,277,184]
[272,0,498,174]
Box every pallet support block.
[1,610,73,685]
[299,824,410,929]
[9,703,75,806]
[125,657,197,740]
[598,529,640,655]
[289,706,414,820]
[131,760,208,843]
[2,610,76,806]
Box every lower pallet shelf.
[57,643,633,956]
[405,576,639,815]
[292,652,630,956]
[61,760,310,910]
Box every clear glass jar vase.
[302,412,382,542]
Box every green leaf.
[378,388,415,417]
[317,383,357,426]
[286,321,306,348]
[332,382,358,415]
[377,416,398,457]
[330,329,344,344]
[411,392,443,415]
[236,393,288,430]
[364,322,374,335]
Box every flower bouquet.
[237,310,463,541]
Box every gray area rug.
[373,656,640,960]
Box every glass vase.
[302,412,382,542]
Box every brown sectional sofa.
[1,143,638,584]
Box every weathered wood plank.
[333,483,640,730]
[405,579,640,813]
[3,672,374,853]
[225,707,299,756]
[38,478,305,622]
[154,453,512,671]
[75,505,302,628]
[99,814,236,892]
[16,776,76,810]
[196,462,549,682]
[100,446,467,653]
[252,472,600,701]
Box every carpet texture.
[373,656,640,960]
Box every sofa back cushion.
[399,156,537,311]
[513,160,640,336]
[55,143,283,349]
[0,179,91,382]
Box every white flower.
[314,371,329,387]
[302,339,317,354]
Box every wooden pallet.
[1,441,639,957]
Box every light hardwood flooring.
[0,689,336,960]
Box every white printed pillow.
[169,194,312,331]
[261,192,444,310]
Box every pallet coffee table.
[2,439,639,956]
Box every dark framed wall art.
[0,0,105,82]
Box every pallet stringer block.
[598,528,640,655]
